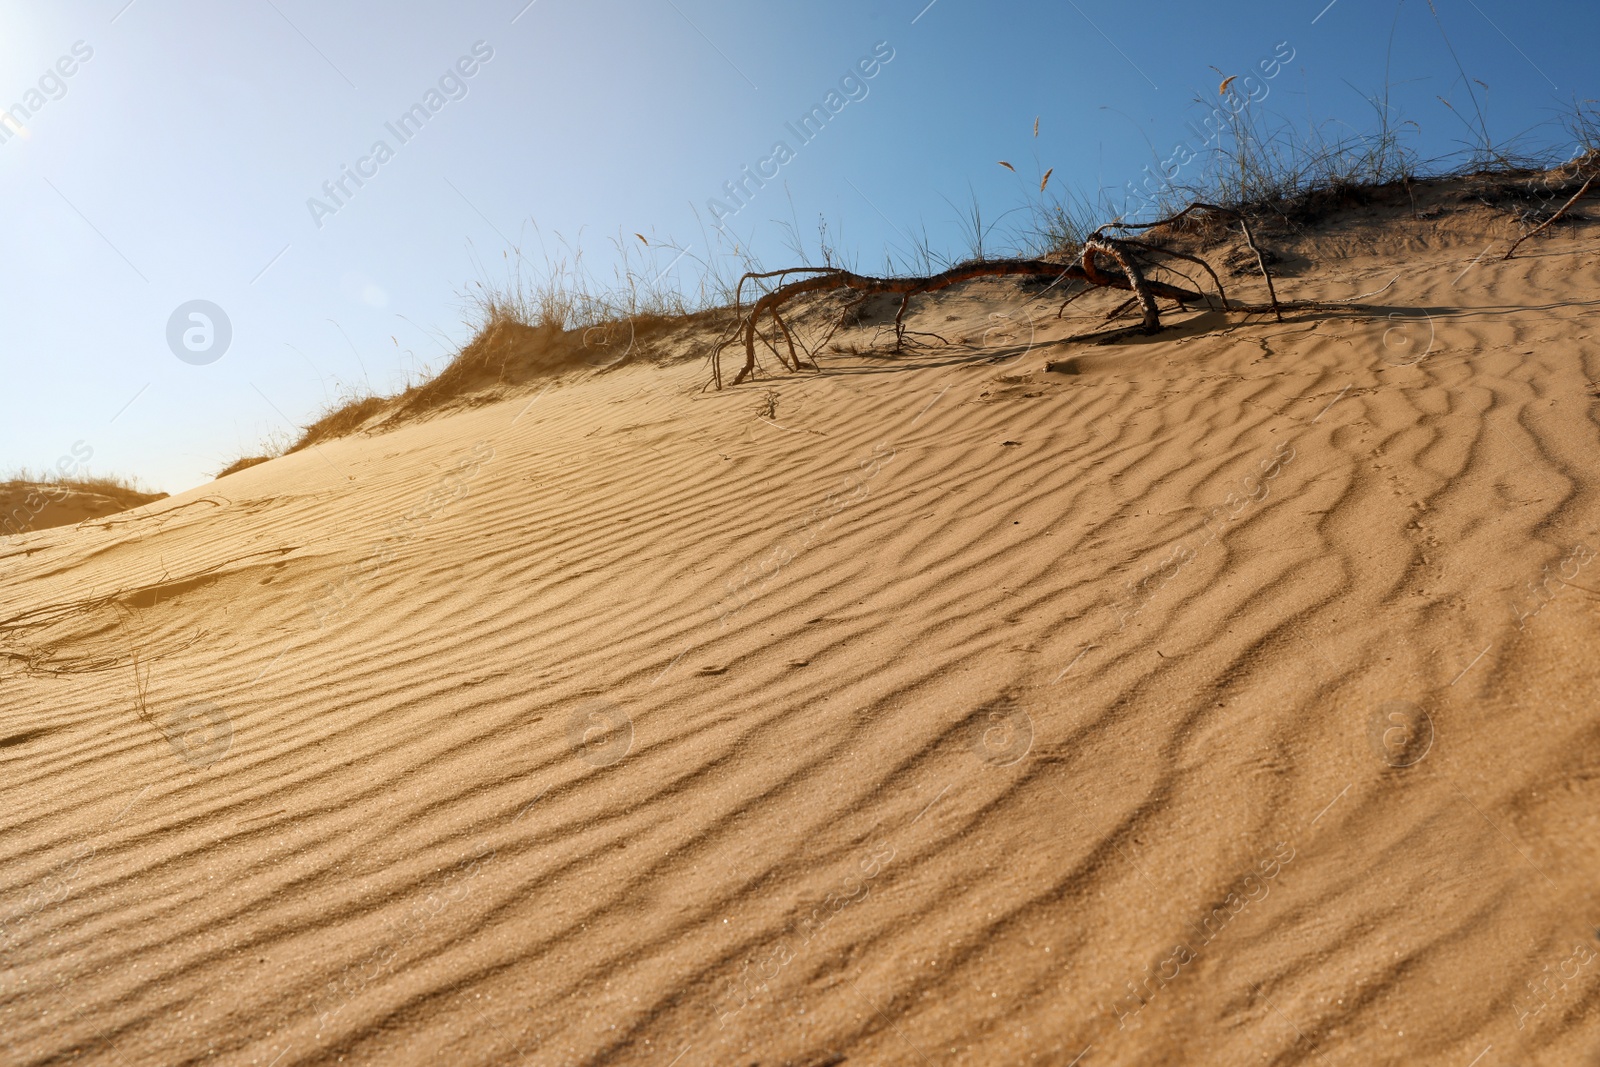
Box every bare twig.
[770,307,805,370]
[1327,274,1399,303]
[1504,170,1597,259]
[132,650,154,728]
[1056,282,1093,319]
[710,200,1299,388]
[1103,296,1138,322]
[1233,213,1283,322]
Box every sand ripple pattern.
[2,215,1600,1065]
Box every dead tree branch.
[1504,170,1597,260]
[710,200,1289,388]
[1094,202,1281,322]
[720,258,1201,386]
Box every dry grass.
[218,299,669,475]
[294,394,391,450]
[392,318,572,417]
[1,468,163,502]
[213,92,1600,476]
[213,455,273,479]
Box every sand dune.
[3,185,1599,1065]
[1,482,168,541]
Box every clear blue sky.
[2,0,1593,492]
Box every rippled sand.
[3,182,1599,1065]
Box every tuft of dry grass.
[1,468,162,501]
[211,391,390,478]
[1,469,167,539]
[213,455,273,479]
[292,394,391,451]
[392,318,574,417]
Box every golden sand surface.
[3,185,1599,1065]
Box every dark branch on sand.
[710,201,1289,388]
[714,252,1202,388]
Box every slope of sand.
[1,482,168,538]
[3,185,1599,1065]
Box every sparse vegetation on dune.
[1,469,168,537]
[210,231,743,480]
[216,94,1600,472]
[212,455,273,479]
[1,468,162,501]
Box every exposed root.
[719,258,1201,387]
[710,200,1292,388]
[1114,238,1229,309]
[1083,237,1160,332]
[1104,296,1138,322]
[1094,202,1281,323]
